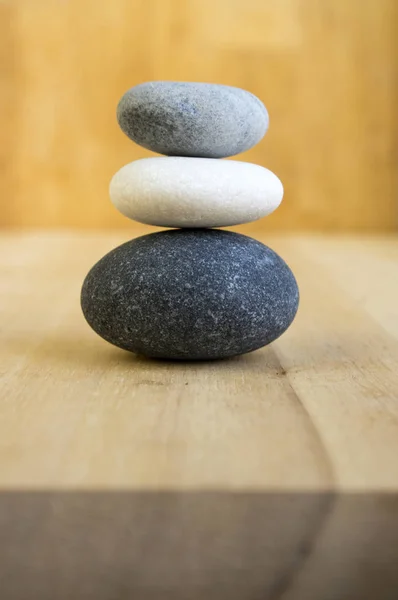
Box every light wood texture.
[2,230,398,598]
[1,230,398,491]
[2,0,398,231]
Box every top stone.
[117,81,269,158]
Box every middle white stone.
[109,157,283,228]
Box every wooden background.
[1,0,397,232]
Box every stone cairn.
[81,82,299,360]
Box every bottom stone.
[81,229,299,360]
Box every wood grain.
[1,231,398,598]
[2,0,398,231]
[1,491,397,599]
[1,230,398,491]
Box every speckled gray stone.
[116,81,269,158]
[81,230,299,360]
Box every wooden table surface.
[1,230,398,599]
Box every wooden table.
[1,231,398,599]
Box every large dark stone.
[81,230,299,360]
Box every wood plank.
[0,491,397,600]
[1,231,398,490]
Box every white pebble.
[109,157,283,228]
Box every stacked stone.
[81,82,299,360]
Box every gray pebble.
[81,230,299,360]
[117,81,269,158]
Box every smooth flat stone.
[81,230,299,360]
[117,81,269,158]
[109,157,283,228]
